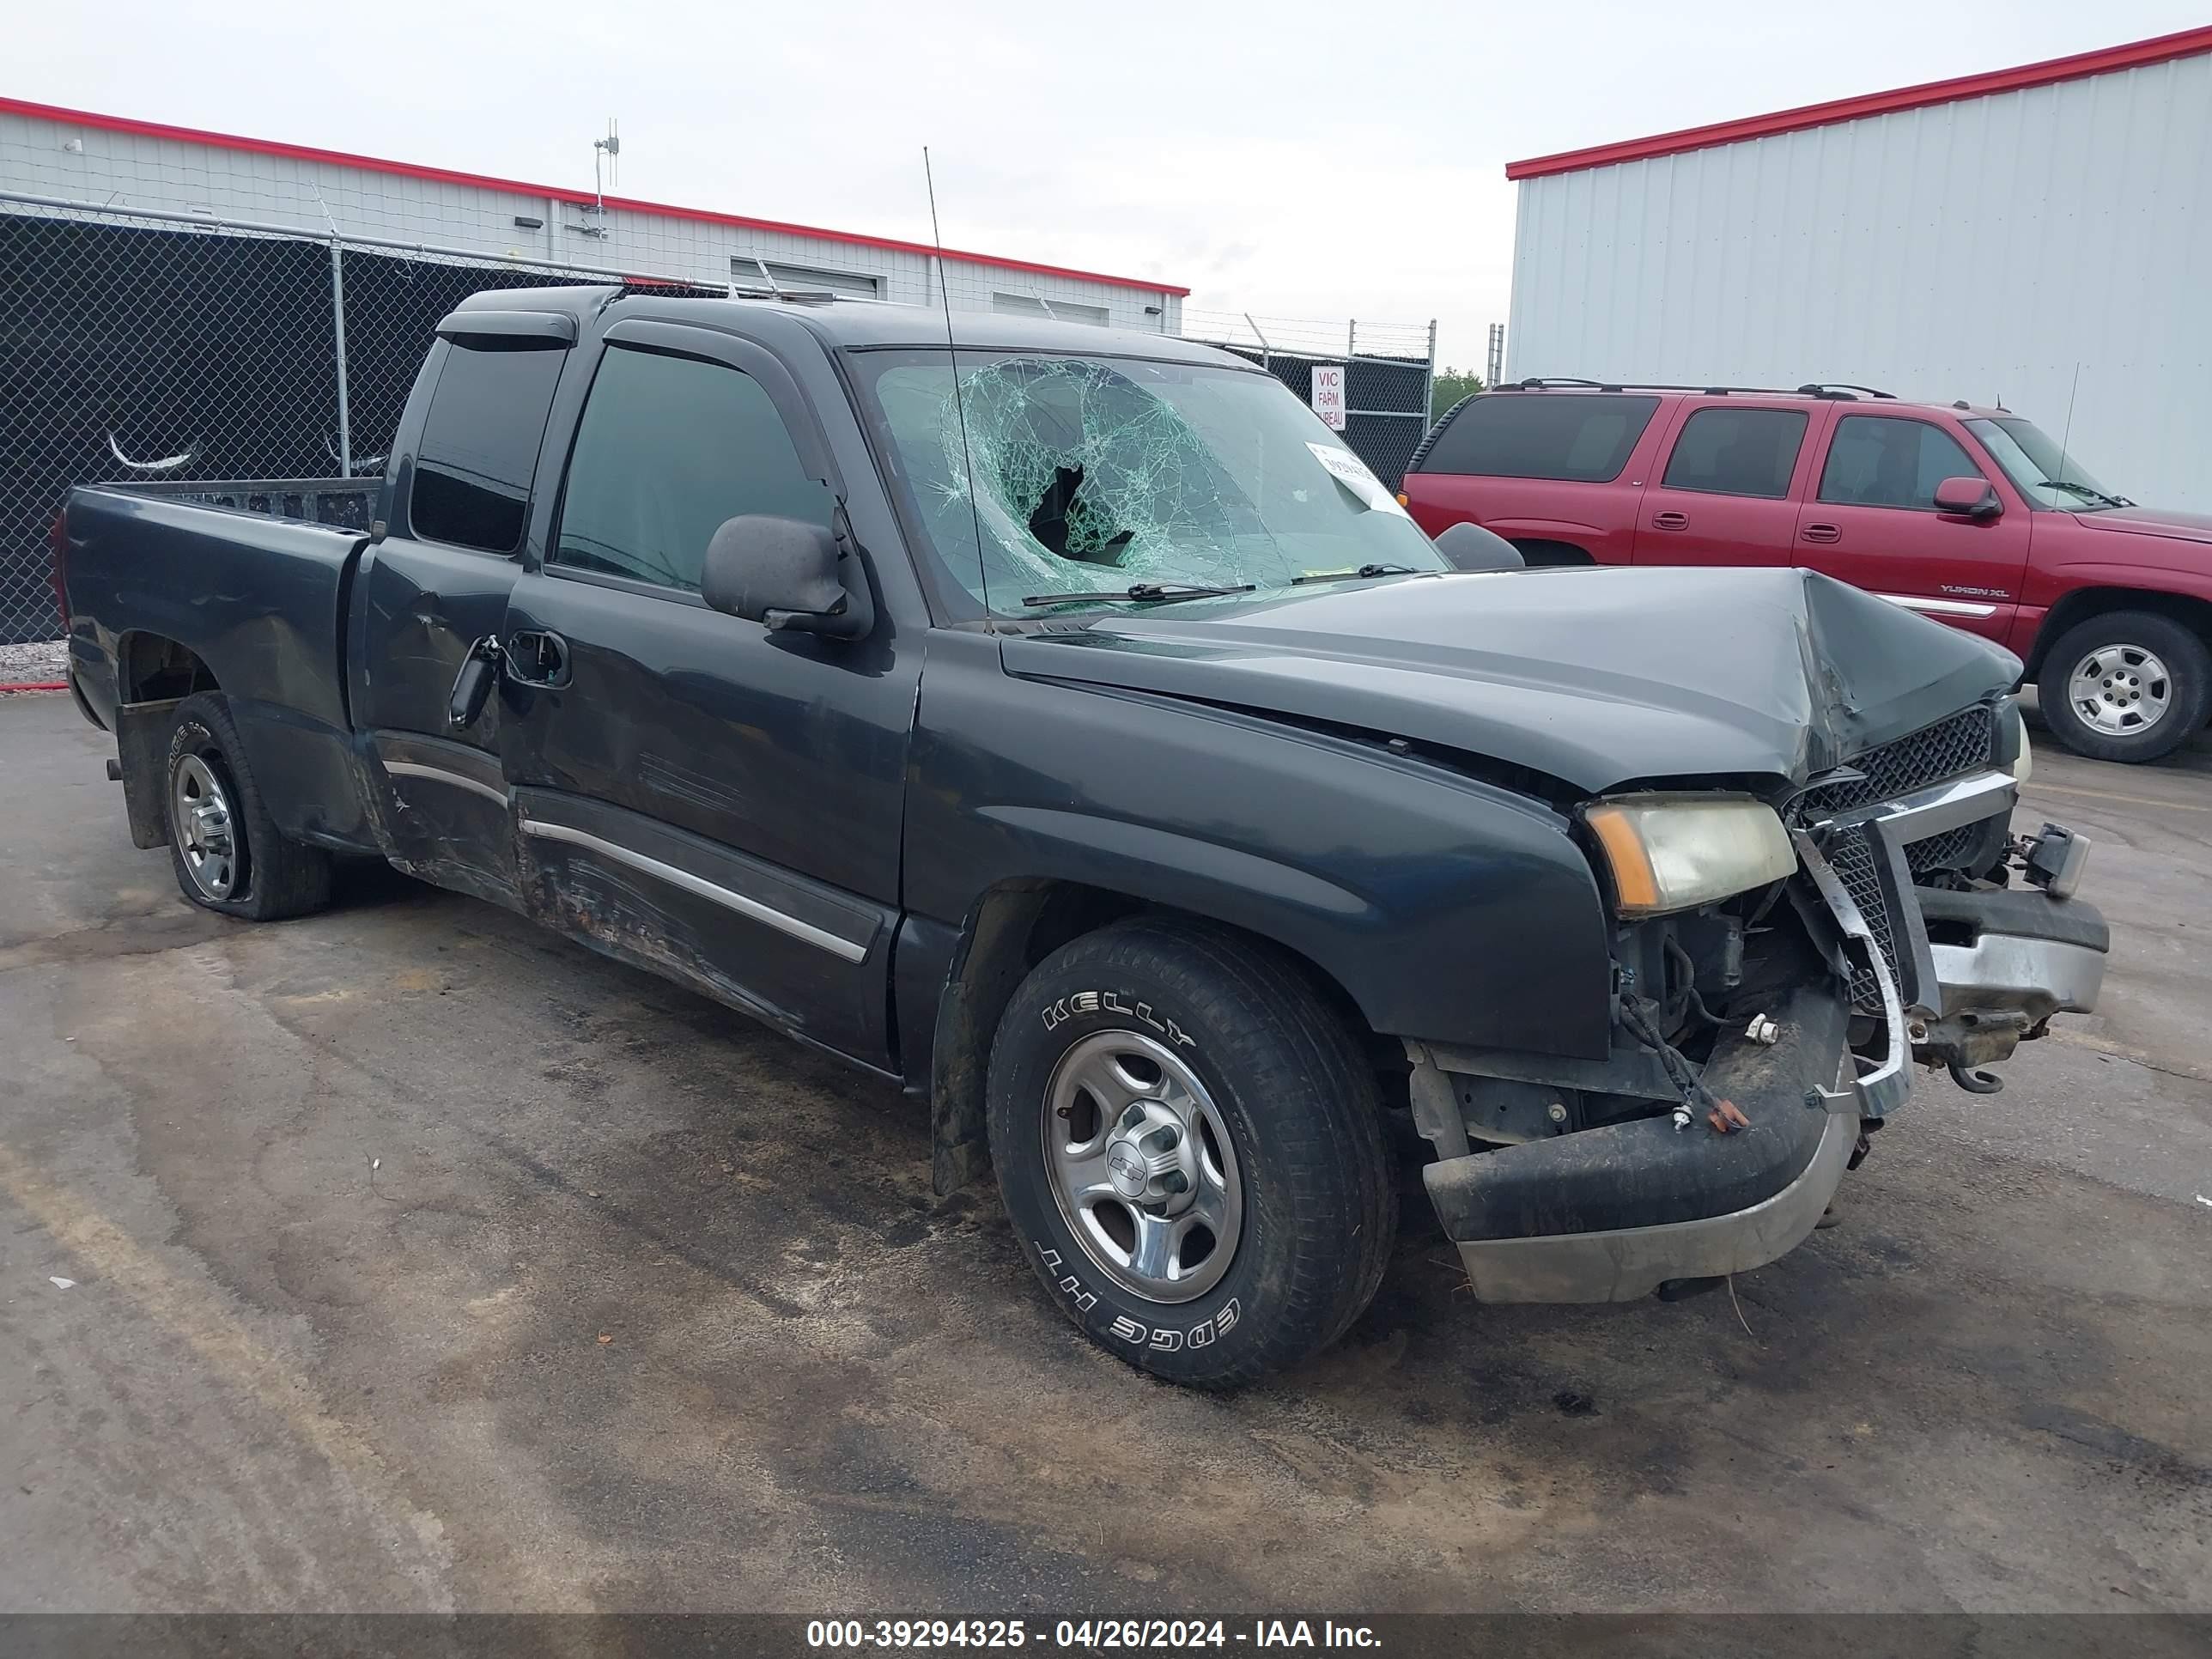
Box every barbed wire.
[1180,307,1433,362]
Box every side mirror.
[1432,520,1526,572]
[1934,476,2002,519]
[701,514,874,640]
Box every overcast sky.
[15,1,2207,365]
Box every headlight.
[2011,706,2033,784]
[1583,795,1797,917]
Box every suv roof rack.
[1500,378,1898,401]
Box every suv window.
[553,345,830,593]
[409,342,566,554]
[1417,394,1659,482]
[1819,416,1984,509]
[1660,407,1808,498]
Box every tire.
[2036,611,2212,763]
[163,691,333,921]
[987,917,1396,1388]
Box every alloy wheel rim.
[2066,645,2171,737]
[173,753,239,899]
[1041,1030,1243,1304]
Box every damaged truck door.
[58,283,2110,1390]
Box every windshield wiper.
[1021,581,1257,608]
[1289,562,1423,585]
[2039,478,2131,508]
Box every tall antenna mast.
[924,147,994,618]
[592,118,621,220]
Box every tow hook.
[1948,1058,2004,1094]
[1912,1009,2027,1093]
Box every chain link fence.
[0,193,718,644]
[0,195,1441,644]
[1179,307,1437,491]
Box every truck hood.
[2070,506,2212,547]
[1000,566,2017,794]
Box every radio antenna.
[924,147,994,619]
[2051,360,2081,507]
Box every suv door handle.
[506,629,572,689]
[1651,510,1689,531]
[1801,522,1841,544]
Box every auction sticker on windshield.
[1307,442,1411,517]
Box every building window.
[991,292,1110,327]
[731,258,880,300]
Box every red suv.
[1402,380,2212,763]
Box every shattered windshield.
[856,350,1444,616]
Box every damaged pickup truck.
[57,288,2108,1385]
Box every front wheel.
[987,918,1396,1388]
[2036,611,2211,763]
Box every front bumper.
[1425,776,2108,1306]
[1921,887,2108,1024]
[1428,980,1858,1304]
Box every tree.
[1429,367,1487,421]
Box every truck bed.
[63,482,376,851]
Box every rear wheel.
[2037,611,2210,763]
[164,692,333,921]
[987,917,1395,1388]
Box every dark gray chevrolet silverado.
[57,288,2109,1385]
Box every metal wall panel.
[0,108,1182,333]
[1506,52,2212,508]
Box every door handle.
[1801,522,1841,544]
[447,635,502,730]
[506,629,572,689]
[1651,510,1689,531]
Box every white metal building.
[1503,26,2212,510]
[0,96,1188,331]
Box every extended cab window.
[1819,416,1983,510]
[553,345,830,593]
[1660,407,1808,498]
[409,342,565,554]
[1415,394,1659,482]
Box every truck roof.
[450,284,1259,369]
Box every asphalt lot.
[1,686,2207,1615]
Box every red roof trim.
[1505,25,2212,180]
[0,95,1192,297]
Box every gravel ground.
[0,639,68,683]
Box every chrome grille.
[1907,821,1984,876]
[1797,705,1997,820]
[1826,827,1894,1011]
[1797,705,2005,1010]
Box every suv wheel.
[987,918,1396,1388]
[2037,611,2211,763]
[164,692,334,920]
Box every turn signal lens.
[1583,796,1797,917]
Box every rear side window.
[1819,416,1984,510]
[409,342,566,554]
[1661,407,1808,499]
[552,344,830,594]
[1416,395,1659,482]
